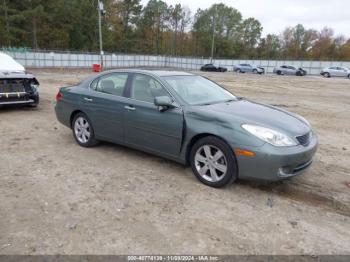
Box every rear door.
[207,64,216,71]
[337,67,347,77]
[332,67,342,77]
[82,72,130,143]
[123,73,184,157]
[287,66,296,75]
[281,65,288,74]
[246,64,253,72]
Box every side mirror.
[154,96,174,111]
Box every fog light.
[278,167,293,177]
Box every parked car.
[273,65,307,76]
[233,64,265,74]
[200,64,227,72]
[0,52,39,107]
[320,66,350,79]
[55,70,317,188]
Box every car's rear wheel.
[72,113,98,147]
[190,136,238,188]
[348,74,350,79]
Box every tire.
[253,69,258,74]
[72,112,98,147]
[296,71,302,76]
[347,74,350,79]
[323,72,330,78]
[276,70,282,75]
[190,136,238,188]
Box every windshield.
[162,75,236,105]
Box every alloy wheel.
[74,117,91,144]
[194,145,228,182]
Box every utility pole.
[3,0,10,46]
[97,0,105,69]
[210,6,216,63]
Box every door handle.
[124,105,136,111]
[84,97,93,102]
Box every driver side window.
[131,74,170,103]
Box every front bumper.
[234,135,318,181]
[0,91,39,105]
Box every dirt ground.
[0,69,350,255]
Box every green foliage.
[0,1,349,60]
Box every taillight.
[56,92,62,101]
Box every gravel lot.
[0,69,350,255]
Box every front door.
[124,73,184,157]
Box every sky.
[141,0,350,38]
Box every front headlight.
[30,82,39,91]
[242,124,297,147]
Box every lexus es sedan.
[200,64,227,72]
[55,70,317,188]
[273,65,307,76]
[0,52,39,107]
[233,64,265,74]
[320,66,350,79]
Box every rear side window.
[92,73,128,97]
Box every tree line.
[1,0,350,60]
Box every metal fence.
[3,50,350,75]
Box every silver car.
[233,64,265,74]
[320,66,350,79]
[273,65,307,76]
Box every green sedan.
[55,70,318,188]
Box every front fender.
[180,108,265,161]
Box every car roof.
[80,69,195,86]
[101,69,194,77]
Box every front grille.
[296,132,311,146]
[0,79,25,93]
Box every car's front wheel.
[253,69,258,74]
[72,113,98,147]
[348,74,350,79]
[190,136,238,188]
[323,72,330,78]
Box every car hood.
[0,70,36,80]
[193,99,310,137]
[0,52,25,71]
